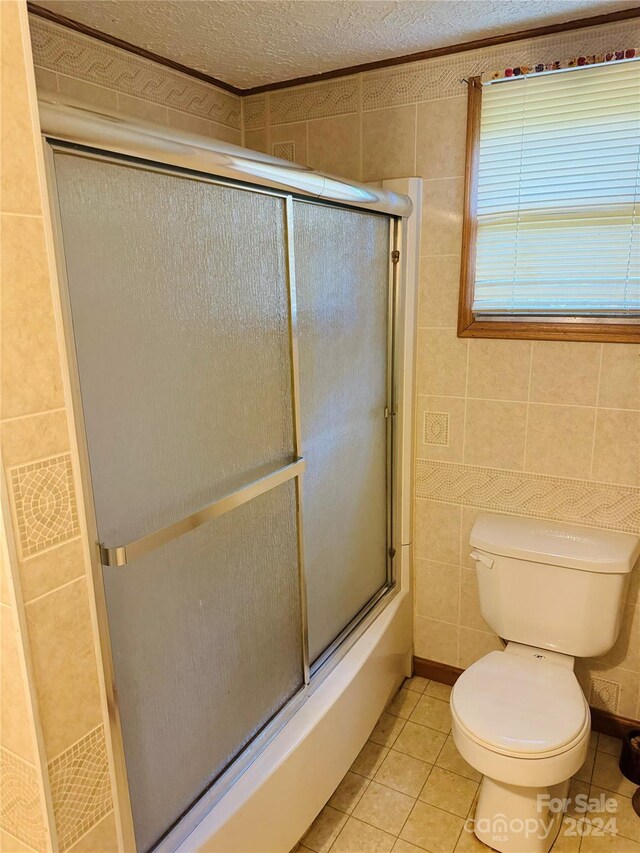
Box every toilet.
[451,514,640,853]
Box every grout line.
[23,573,84,607]
[0,406,67,424]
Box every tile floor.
[294,677,640,853]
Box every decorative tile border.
[362,19,640,109]
[416,459,640,533]
[272,140,295,161]
[269,77,358,125]
[29,17,241,129]
[48,726,112,852]
[9,454,79,558]
[243,94,267,130]
[0,748,47,852]
[423,412,449,446]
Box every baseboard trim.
[413,656,640,738]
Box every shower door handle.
[99,457,305,567]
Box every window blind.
[473,60,640,317]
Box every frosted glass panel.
[294,202,390,662]
[54,151,294,544]
[104,480,302,852]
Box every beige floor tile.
[424,682,452,702]
[574,748,596,784]
[580,831,640,852]
[436,737,482,783]
[353,781,415,836]
[403,677,429,695]
[301,806,347,853]
[566,779,590,820]
[454,824,490,851]
[590,787,640,843]
[419,767,479,818]
[592,753,636,798]
[394,721,447,764]
[400,801,465,853]
[352,741,391,780]
[371,713,407,748]
[375,750,433,798]
[392,840,426,853]
[388,689,421,720]
[409,696,451,733]
[328,771,370,815]
[596,735,621,757]
[331,817,396,853]
[550,817,581,852]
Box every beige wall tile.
[457,627,503,669]
[244,128,269,154]
[467,339,532,402]
[57,75,118,110]
[362,106,416,182]
[33,65,57,92]
[418,255,460,329]
[271,122,308,164]
[1,214,65,419]
[210,122,242,145]
[414,616,458,665]
[167,108,210,136]
[417,328,468,397]
[415,559,460,624]
[1,604,35,761]
[0,2,42,215]
[459,568,491,633]
[67,811,118,853]
[596,604,640,673]
[592,409,640,487]
[525,404,596,479]
[25,578,102,758]
[414,500,461,564]
[416,96,467,180]
[1,410,69,467]
[116,93,168,124]
[308,114,361,181]
[598,344,640,410]
[421,178,464,257]
[530,341,601,406]
[416,395,465,463]
[19,539,85,604]
[464,399,527,470]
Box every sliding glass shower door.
[51,146,395,850]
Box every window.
[458,60,640,342]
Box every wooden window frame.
[457,76,640,344]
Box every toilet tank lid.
[470,514,640,573]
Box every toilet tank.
[469,515,640,658]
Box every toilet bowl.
[451,643,590,853]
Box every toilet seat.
[451,650,588,758]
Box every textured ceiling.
[35,0,639,88]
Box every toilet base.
[473,776,570,853]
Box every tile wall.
[27,14,242,144]
[241,19,640,721]
[1,2,117,849]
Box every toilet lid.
[451,651,588,755]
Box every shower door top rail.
[38,94,412,218]
[99,458,305,567]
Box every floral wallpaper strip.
[491,47,637,79]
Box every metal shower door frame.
[40,104,408,853]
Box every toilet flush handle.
[469,550,494,569]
